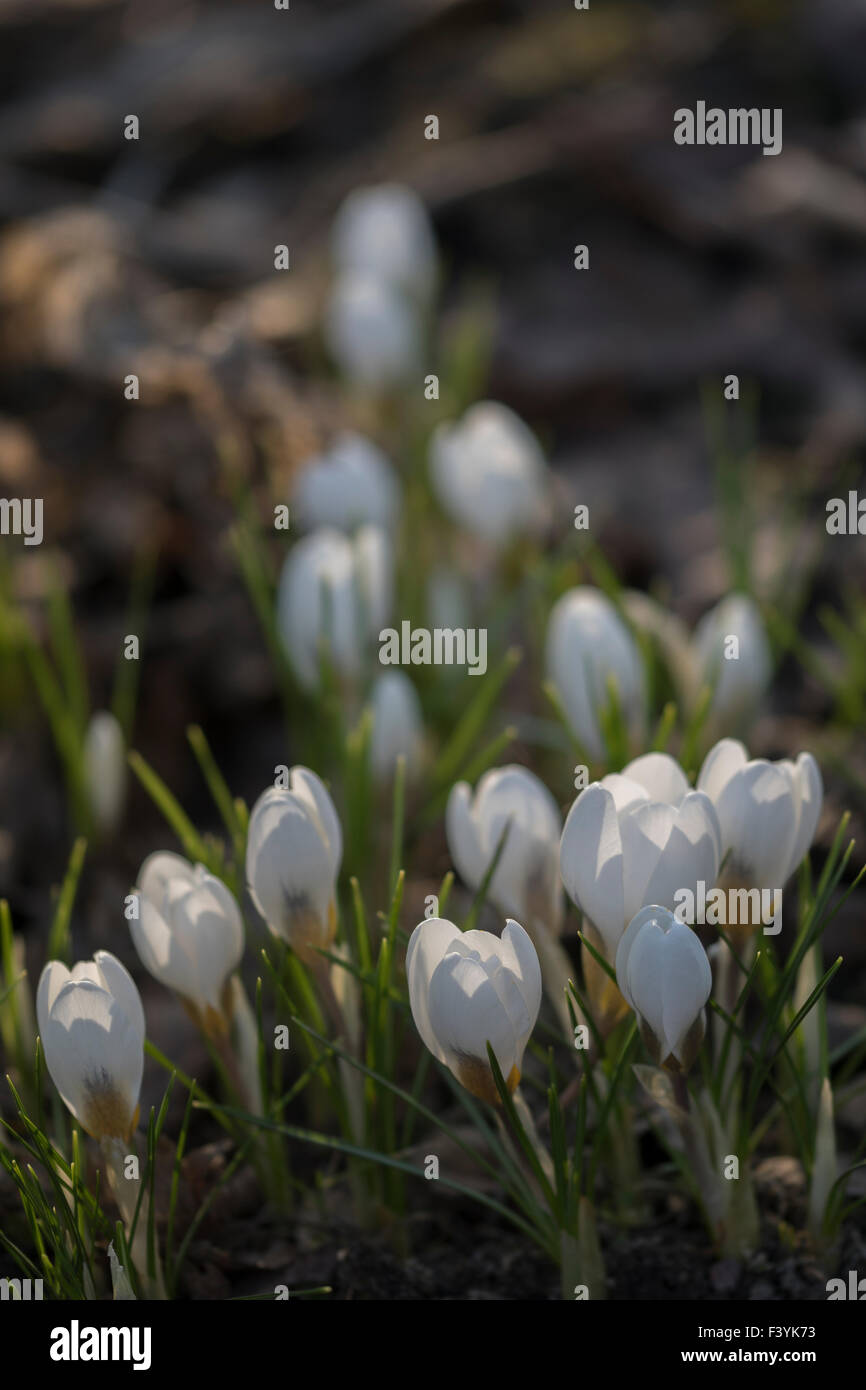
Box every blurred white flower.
[246,768,342,962]
[446,765,563,933]
[37,951,145,1142]
[325,271,420,389]
[83,710,126,834]
[693,593,771,726]
[369,670,424,783]
[293,432,400,533]
[560,752,721,960]
[615,905,712,1070]
[429,402,549,546]
[277,525,392,691]
[331,183,437,301]
[426,566,469,633]
[546,587,646,760]
[130,852,244,1036]
[406,916,541,1103]
[697,738,822,891]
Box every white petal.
[560,783,625,957]
[696,738,749,804]
[621,752,690,806]
[289,768,343,879]
[445,782,486,896]
[640,791,721,913]
[783,752,823,879]
[406,917,462,1063]
[137,851,196,908]
[37,960,71,1040]
[618,801,673,923]
[92,951,146,1048]
[427,951,518,1077]
[714,761,797,888]
[500,919,542,1039]
[660,924,712,1058]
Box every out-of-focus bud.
[545,587,646,761]
[429,402,549,546]
[331,183,437,302]
[693,593,771,727]
[83,710,126,834]
[324,271,420,389]
[293,432,400,533]
[276,525,392,692]
[369,670,424,783]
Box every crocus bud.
[697,737,822,900]
[130,852,244,1037]
[560,752,721,961]
[693,593,771,727]
[369,670,424,783]
[37,951,145,1142]
[331,183,437,301]
[429,402,549,546]
[324,271,420,389]
[293,432,400,533]
[406,916,541,1103]
[426,566,469,633]
[83,710,126,834]
[246,768,342,962]
[277,525,392,692]
[615,905,711,1071]
[545,587,646,760]
[446,765,563,934]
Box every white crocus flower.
[615,905,712,1070]
[277,525,392,692]
[331,183,437,301]
[446,765,563,934]
[693,593,772,726]
[130,852,244,1036]
[406,916,541,1103]
[37,951,145,1142]
[246,768,342,963]
[429,402,549,546]
[369,670,424,783]
[560,751,722,961]
[83,710,126,834]
[325,271,420,389]
[293,432,400,533]
[546,587,646,761]
[697,738,823,893]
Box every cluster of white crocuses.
[36,768,344,1159]
[547,587,773,760]
[407,740,821,1100]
